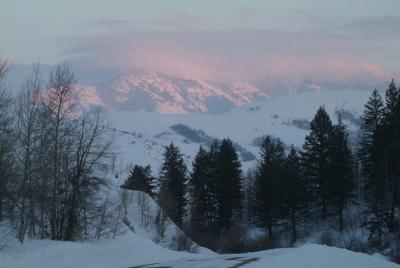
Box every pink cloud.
[68,28,393,90]
[82,41,389,86]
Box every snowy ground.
[1,236,398,268]
[1,189,397,268]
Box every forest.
[123,78,400,258]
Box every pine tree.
[243,169,257,223]
[382,79,400,233]
[301,106,333,220]
[255,136,285,237]
[207,140,222,233]
[385,79,399,114]
[159,143,188,227]
[328,117,354,231]
[281,146,307,243]
[189,146,213,235]
[359,88,388,245]
[216,138,242,231]
[122,165,155,196]
[359,89,385,170]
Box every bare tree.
[41,62,78,240]
[64,108,113,240]
[0,59,14,223]
[14,64,43,242]
[0,60,114,242]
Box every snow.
[107,88,372,179]
[93,71,268,113]
[0,233,195,268]
[1,238,398,268]
[104,188,212,253]
[244,244,399,268]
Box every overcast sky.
[1,0,399,84]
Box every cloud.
[341,16,400,36]
[63,28,392,87]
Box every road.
[130,255,260,268]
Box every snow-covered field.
[1,236,398,268]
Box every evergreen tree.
[122,165,155,196]
[216,138,242,231]
[243,169,257,223]
[206,140,222,233]
[159,143,188,227]
[385,79,399,114]
[359,89,385,168]
[189,146,213,235]
[301,106,333,220]
[359,89,388,245]
[382,79,400,233]
[281,146,307,243]
[255,136,285,237]
[328,117,355,231]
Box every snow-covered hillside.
[99,187,211,253]
[108,88,372,178]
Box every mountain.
[89,71,268,113]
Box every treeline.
[0,62,112,242]
[124,80,400,254]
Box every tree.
[206,140,222,233]
[254,136,285,237]
[359,89,385,176]
[37,63,113,241]
[42,62,78,240]
[189,146,216,239]
[159,143,188,227]
[385,79,399,114]
[243,169,257,224]
[216,138,243,231]
[359,87,396,245]
[381,79,400,234]
[281,146,307,243]
[64,108,113,241]
[122,165,155,196]
[301,106,333,220]
[14,64,43,242]
[0,59,14,223]
[328,117,355,231]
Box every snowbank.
[2,240,398,268]
[0,232,195,268]
[244,244,399,268]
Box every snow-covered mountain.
[78,71,268,113]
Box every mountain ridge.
[75,71,269,114]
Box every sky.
[1,0,399,86]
